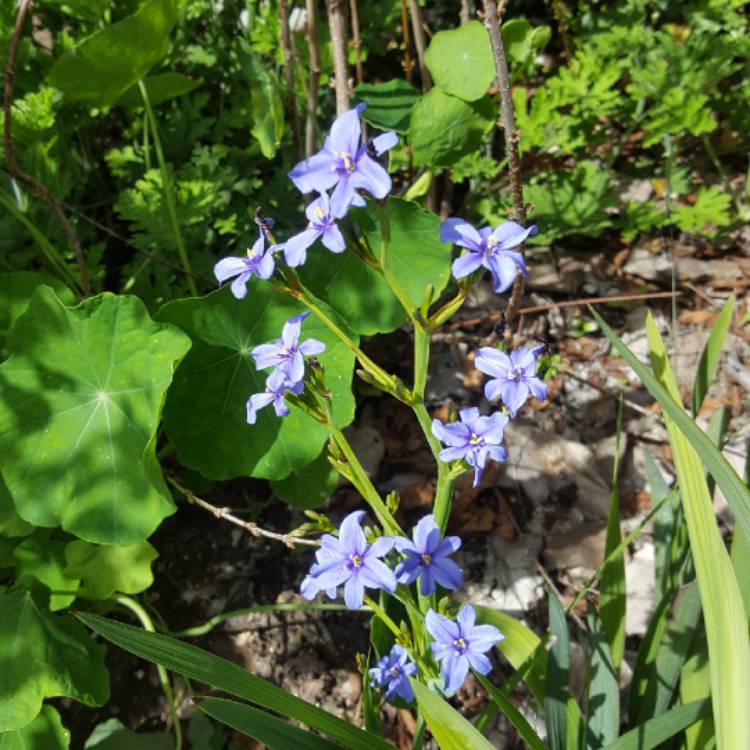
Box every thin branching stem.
[4,0,92,297]
[326,0,350,114]
[305,0,321,156]
[279,0,303,161]
[348,0,364,84]
[408,0,432,91]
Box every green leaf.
[47,0,178,106]
[76,613,393,750]
[354,80,420,133]
[156,285,355,480]
[585,606,619,749]
[83,718,173,749]
[0,705,70,750]
[0,288,190,545]
[601,700,711,750]
[13,533,79,611]
[692,297,734,416]
[475,675,548,750]
[199,698,345,750]
[409,89,495,169]
[299,199,452,335]
[424,21,494,102]
[186,711,226,750]
[239,44,284,159]
[590,306,750,552]
[63,540,158,600]
[410,679,495,750]
[643,451,675,603]
[0,475,33,538]
[0,585,109,732]
[544,592,569,750]
[673,187,731,236]
[270,449,338,510]
[681,628,714,750]
[0,274,74,358]
[646,313,750,750]
[599,401,626,670]
[116,73,203,108]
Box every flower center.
[469,433,482,446]
[314,206,326,220]
[421,553,432,566]
[349,553,363,569]
[389,666,401,679]
[341,151,356,172]
[453,637,468,654]
[486,235,499,251]
[512,366,524,382]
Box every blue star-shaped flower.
[369,644,417,703]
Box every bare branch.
[305,0,321,156]
[408,0,432,92]
[168,477,320,548]
[460,0,474,24]
[348,0,364,85]
[4,0,92,297]
[399,0,414,83]
[326,0,350,114]
[279,0,303,161]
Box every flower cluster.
[213,103,398,297]
[302,511,503,697]
[245,312,325,424]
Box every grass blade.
[544,592,570,750]
[198,698,345,749]
[476,674,548,750]
[76,613,392,750]
[585,605,619,749]
[600,398,626,671]
[590,306,750,549]
[692,297,734,416]
[646,313,750,750]
[643,451,675,603]
[410,679,495,750]
[601,700,711,750]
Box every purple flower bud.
[394,514,463,595]
[300,510,397,609]
[440,218,537,294]
[425,605,504,692]
[474,345,547,418]
[431,407,508,487]
[369,644,417,703]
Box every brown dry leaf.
[679,309,716,326]
[546,522,607,576]
[622,489,651,514]
[456,505,495,534]
[463,350,484,392]
[399,480,435,511]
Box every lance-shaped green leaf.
[47,0,178,106]
[0,705,70,750]
[116,73,203,109]
[300,199,451,335]
[156,285,356,480]
[425,21,495,102]
[64,540,158,600]
[0,288,191,545]
[13,533,79,611]
[0,585,109,732]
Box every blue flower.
[300,510,396,609]
[214,227,277,299]
[425,605,504,692]
[245,369,304,424]
[394,514,462,595]
[369,644,417,703]
[474,346,547,418]
[283,191,347,267]
[251,311,326,384]
[431,407,508,487]
[440,218,537,294]
[288,104,398,217]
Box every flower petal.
[456,604,476,631]
[425,609,459,643]
[230,272,251,300]
[350,154,392,199]
[368,536,396,557]
[329,104,365,156]
[360,557,397,593]
[443,652,470,693]
[412,514,438,552]
[467,651,493,675]
[330,176,358,218]
[272,393,290,417]
[431,558,463,591]
[257,252,275,280]
[298,337,326,357]
[288,148,339,194]
[372,131,399,155]
[214,256,248,283]
[431,419,469,447]
[491,221,537,248]
[433,535,461,557]
[439,445,469,463]
[284,227,320,267]
[527,376,548,403]
[451,251,483,279]
[475,347,512,378]
[344,574,365,609]
[246,391,274,424]
[339,510,367,554]
[321,224,346,253]
[486,253,520,294]
[440,218,483,250]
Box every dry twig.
[4,0,92,296]
[279,0,303,161]
[305,0,322,156]
[408,0,432,92]
[168,477,320,548]
[326,0,350,114]
[348,0,364,84]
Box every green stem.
[116,596,183,750]
[329,426,403,536]
[412,324,429,403]
[411,714,427,750]
[138,80,198,297]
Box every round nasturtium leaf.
[424,21,495,102]
[156,285,356,481]
[0,288,191,546]
[13,533,80,612]
[0,474,33,538]
[409,89,496,169]
[299,198,452,335]
[269,447,339,510]
[0,584,109,732]
[0,705,70,749]
[64,540,158,600]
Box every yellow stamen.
[469,434,482,445]
[314,206,326,219]
[349,553,363,568]
[341,152,354,172]
[421,553,432,566]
